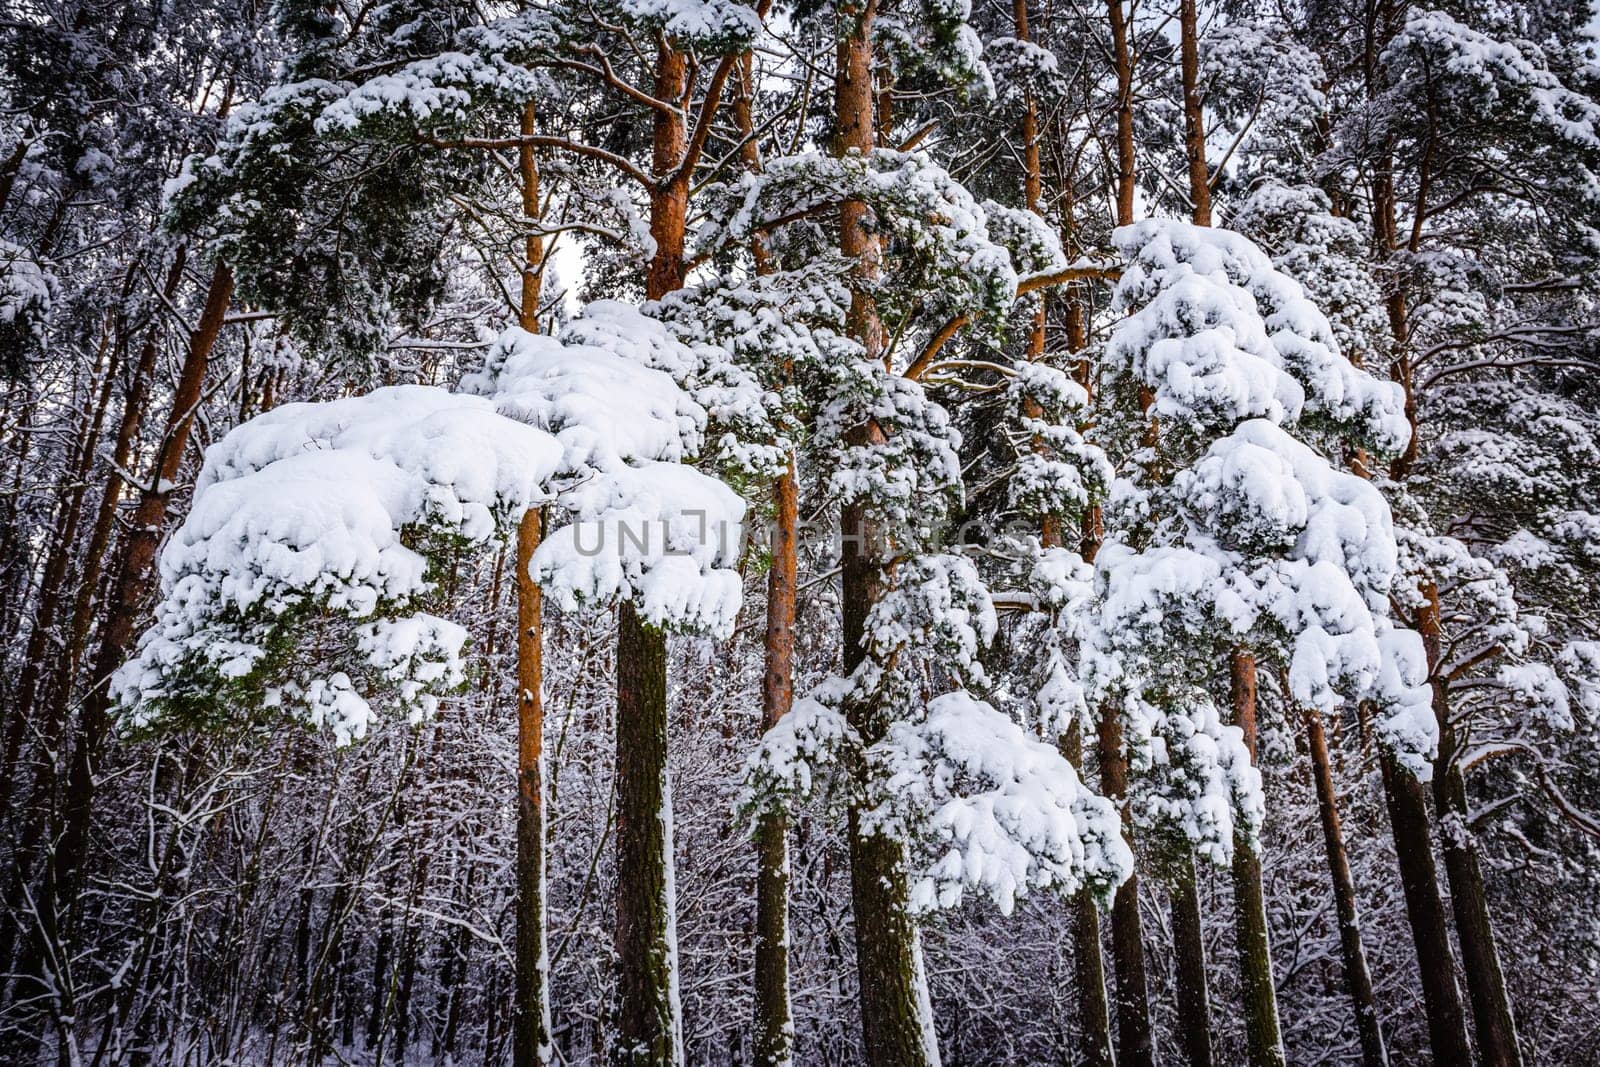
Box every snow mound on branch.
[1122,691,1262,863]
[869,691,1132,914]
[1109,220,1409,450]
[741,677,862,809]
[468,304,747,637]
[465,312,705,470]
[614,0,762,48]
[117,303,747,742]
[317,51,547,132]
[699,150,1019,324]
[113,387,555,738]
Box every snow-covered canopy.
[1082,220,1438,857]
[114,303,746,743]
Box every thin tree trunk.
[1417,585,1521,1066]
[516,508,552,1067]
[1305,709,1388,1066]
[733,48,797,1065]
[1171,853,1214,1067]
[835,3,936,1062]
[1169,60,1223,1063]
[754,450,797,1067]
[1178,0,1211,226]
[514,100,554,1067]
[1099,7,1154,1055]
[0,309,114,817]
[1063,220,1115,1067]
[1107,0,1136,227]
[1228,650,1285,1067]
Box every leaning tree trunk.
[1417,585,1522,1066]
[1366,103,1475,1058]
[513,101,554,1067]
[835,4,937,1063]
[611,41,693,1067]
[0,249,180,987]
[27,257,232,1009]
[1305,708,1388,1066]
[1376,745,1471,1061]
[1229,650,1285,1067]
[39,247,186,784]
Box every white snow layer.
[115,303,745,740]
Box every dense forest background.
[3,0,1600,1064]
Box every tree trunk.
[0,248,178,987]
[1107,0,1136,227]
[613,601,678,1066]
[1305,709,1388,1066]
[732,51,796,1065]
[1171,853,1214,1067]
[1062,726,1113,1067]
[835,4,936,1062]
[49,243,181,725]
[1228,650,1285,1067]
[514,101,554,1067]
[1417,586,1521,1066]
[1168,64,1224,1065]
[1098,712,1154,1067]
[1178,0,1211,226]
[754,453,797,1067]
[516,508,553,1067]
[1063,251,1115,1067]
[609,37,692,1067]
[1377,747,1472,1061]
[1099,10,1153,1057]
[19,257,231,1012]
[1434,755,1521,1066]
[1364,79,1474,1052]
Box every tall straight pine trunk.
[753,451,797,1067]
[514,101,554,1067]
[1171,14,1220,1062]
[731,44,798,1066]
[836,5,937,1063]
[1180,42,1283,1060]
[1100,5,1155,1062]
[1170,853,1214,1067]
[1012,4,1115,1053]
[611,40,693,1067]
[1365,77,1475,1055]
